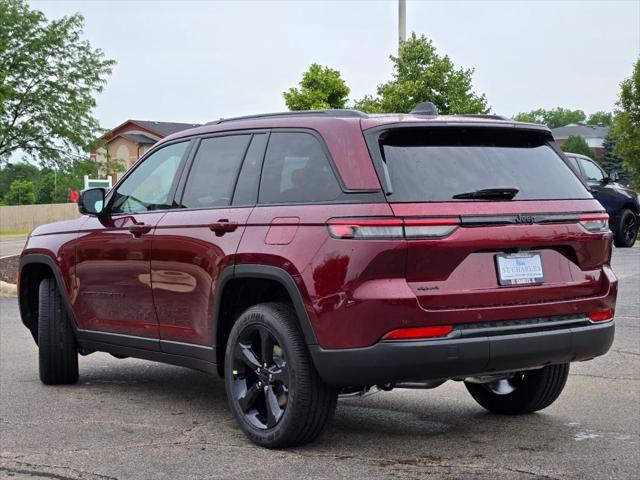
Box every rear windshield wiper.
[452,187,519,200]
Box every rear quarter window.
[259,132,341,204]
[375,127,591,202]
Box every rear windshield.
[377,127,590,202]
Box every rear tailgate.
[391,200,611,313]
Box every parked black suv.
[565,153,639,247]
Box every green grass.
[0,229,30,236]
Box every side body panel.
[151,207,252,346]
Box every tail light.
[383,325,454,340]
[589,309,614,322]
[327,218,403,239]
[579,213,609,233]
[328,217,459,240]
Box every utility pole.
[398,0,406,50]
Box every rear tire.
[38,278,79,385]
[224,302,337,448]
[613,209,638,248]
[464,364,569,414]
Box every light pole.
[398,0,406,50]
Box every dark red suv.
[19,103,617,448]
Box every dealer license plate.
[495,252,544,286]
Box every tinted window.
[578,158,604,183]
[378,127,590,201]
[111,142,188,214]
[566,156,582,177]
[259,132,341,204]
[232,134,268,206]
[181,135,251,208]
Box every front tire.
[613,209,638,248]
[464,364,569,414]
[224,302,337,448]
[38,278,79,385]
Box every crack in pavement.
[0,460,119,480]
[611,349,640,357]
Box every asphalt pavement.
[1,248,638,479]
[0,235,27,258]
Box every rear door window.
[376,127,591,201]
[259,132,341,204]
[181,135,251,208]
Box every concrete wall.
[0,203,80,232]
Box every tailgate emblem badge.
[515,214,535,224]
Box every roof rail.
[456,114,511,121]
[207,109,368,125]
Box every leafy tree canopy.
[0,161,38,198]
[3,178,35,205]
[0,0,115,167]
[587,111,613,127]
[611,58,640,188]
[513,108,586,129]
[354,33,489,114]
[283,64,350,111]
[561,135,595,160]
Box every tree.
[601,134,631,186]
[561,135,595,160]
[354,33,489,114]
[513,108,586,128]
[587,111,613,127]
[0,161,39,198]
[611,58,640,188]
[0,0,115,167]
[283,64,350,110]
[3,179,35,205]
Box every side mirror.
[78,188,106,216]
[608,171,619,183]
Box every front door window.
[110,142,188,214]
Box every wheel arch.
[213,264,318,377]
[19,254,74,343]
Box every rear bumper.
[310,319,614,387]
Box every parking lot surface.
[1,248,638,479]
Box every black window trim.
[363,122,593,202]
[231,132,271,207]
[104,138,196,217]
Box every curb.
[0,280,17,298]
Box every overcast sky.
[31,0,640,128]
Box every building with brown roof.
[91,119,200,179]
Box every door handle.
[209,219,238,236]
[128,224,152,235]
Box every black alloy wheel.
[230,325,290,429]
[224,302,337,448]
